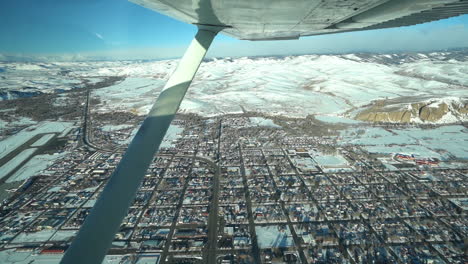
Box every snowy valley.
[1,50,467,124]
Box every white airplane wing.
[131,0,468,40]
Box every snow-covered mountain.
[0,50,467,123]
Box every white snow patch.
[342,54,362,61]
[59,127,74,138]
[6,152,67,183]
[30,134,55,147]
[160,124,184,148]
[0,117,36,135]
[101,124,133,132]
[12,230,55,243]
[49,230,76,241]
[103,255,127,264]
[93,77,165,115]
[0,249,63,264]
[256,225,294,249]
[313,155,349,167]
[248,117,281,128]
[341,125,468,160]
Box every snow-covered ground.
[340,125,468,160]
[0,121,74,183]
[49,230,77,242]
[0,249,62,264]
[160,124,184,148]
[92,77,165,115]
[255,225,294,249]
[101,124,133,132]
[0,250,127,264]
[58,126,75,138]
[0,148,37,180]
[135,255,161,264]
[90,53,467,119]
[0,121,75,159]
[2,51,466,121]
[0,117,36,135]
[0,60,128,100]
[313,155,349,167]
[6,152,67,183]
[12,229,55,243]
[30,134,55,147]
[248,117,281,128]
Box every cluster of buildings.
[0,115,466,264]
[395,153,440,166]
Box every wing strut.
[60,27,219,264]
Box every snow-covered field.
[92,77,165,115]
[12,230,55,243]
[0,61,131,100]
[160,124,183,148]
[0,122,74,183]
[30,134,55,147]
[0,117,36,135]
[49,230,77,241]
[101,124,133,132]
[255,225,294,249]
[0,249,62,264]
[313,155,349,167]
[340,125,468,160]
[85,53,468,119]
[248,117,282,128]
[0,121,75,159]
[6,152,67,183]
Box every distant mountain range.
[0,50,466,124]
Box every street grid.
[0,115,466,264]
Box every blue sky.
[1,0,468,60]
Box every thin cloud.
[95,33,104,40]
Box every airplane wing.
[60,1,468,263]
[130,0,468,40]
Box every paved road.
[261,149,307,264]
[159,154,197,263]
[158,153,223,263]
[238,144,262,264]
[205,157,221,264]
[81,87,112,152]
[206,119,223,264]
